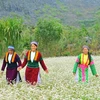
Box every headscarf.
[8,46,15,50]
[31,41,38,46]
[82,45,89,50]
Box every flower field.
[0,56,100,100]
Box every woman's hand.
[17,66,22,71]
[45,69,49,73]
[0,71,3,77]
[73,73,76,76]
[95,74,99,77]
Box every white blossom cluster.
[0,56,100,100]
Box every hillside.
[0,0,100,26]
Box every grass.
[0,56,100,100]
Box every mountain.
[0,0,100,26]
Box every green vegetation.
[0,0,100,26]
[0,17,24,56]
[0,0,100,57]
[35,19,62,56]
[0,13,100,57]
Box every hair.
[88,52,91,65]
[30,43,37,47]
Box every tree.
[34,18,63,56]
[35,18,62,45]
[0,17,24,55]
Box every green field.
[0,56,100,100]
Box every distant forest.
[0,0,100,26]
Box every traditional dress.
[1,52,22,84]
[73,53,97,82]
[21,50,47,85]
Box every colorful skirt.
[6,68,22,84]
[25,67,40,85]
[75,64,89,82]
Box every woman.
[73,45,98,82]
[17,41,48,85]
[1,46,22,84]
